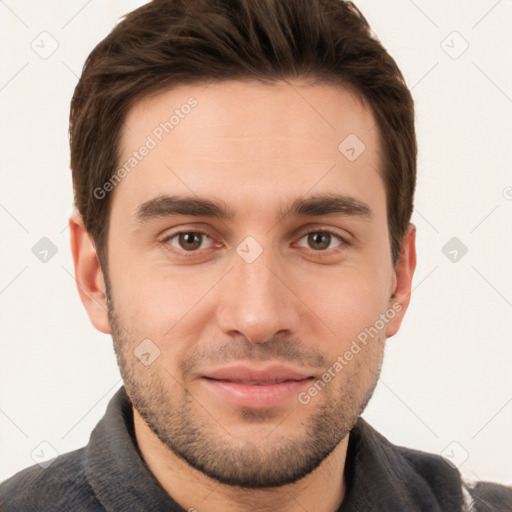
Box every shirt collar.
[85,386,184,511]
[339,417,463,511]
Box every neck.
[133,408,349,512]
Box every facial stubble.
[106,291,385,488]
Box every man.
[1,0,510,510]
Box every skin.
[70,80,416,512]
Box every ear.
[69,211,111,334]
[386,223,417,338]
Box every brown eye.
[307,232,332,250]
[296,230,348,252]
[164,231,212,252]
[178,232,203,250]
[298,229,351,255]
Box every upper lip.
[202,364,315,384]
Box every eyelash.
[160,228,351,257]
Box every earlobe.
[386,223,417,338]
[69,210,111,334]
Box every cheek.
[293,265,391,337]
[108,231,193,316]
[110,264,221,350]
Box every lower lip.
[200,377,314,409]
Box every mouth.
[199,364,316,409]
[204,378,306,385]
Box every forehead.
[113,80,384,221]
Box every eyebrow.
[135,193,373,223]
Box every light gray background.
[1,0,511,485]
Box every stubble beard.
[107,295,384,488]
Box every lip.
[200,364,315,409]
[202,364,313,383]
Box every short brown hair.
[70,0,416,268]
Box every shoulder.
[352,419,512,511]
[462,479,512,511]
[395,443,512,511]
[0,447,103,511]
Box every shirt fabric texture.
[1,386,511,511]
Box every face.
[99,80,412,487]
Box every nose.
[215,244,301,344]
